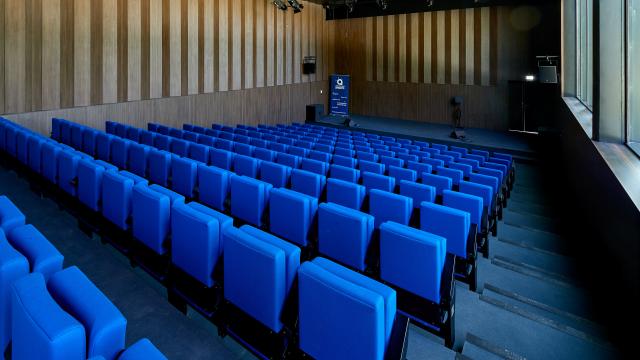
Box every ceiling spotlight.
[377,0,388,10]
[288,0,304,13]
[426,0,433,7]
[273,0,287,11]
[345,0,356,13]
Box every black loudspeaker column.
[306,104,324,122]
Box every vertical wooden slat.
[266,3,274,87]
[419,13,424,83]
[227,0,234,90]
[451,9,459,85]
[91,0,104,104]
[309,6,316,82]
[162,0,170,96]
[103,0,118,103]
[392,15,398,82]
[198,0,204,93]
[128,0,142,101]
[285,10,292,84]
[473,7,481,86]
[429,11,437,83]
[244,0,253,89]
[5,0,26,113]
[0,0,4,113]
[41,0,61,112]
[365,17,373,82]
[398,14,406,83]
[140,0,150,100]
[466,8,475,85]
[149,0,163,98]
[410,13,418,83]
[60,0,74,108]
[26,0,43,111]
[255,0,264,87]
[230,0,241,90]
[481,7,490,86]
[300,7,308,82]
[382,16,388,82]
[187,0,198,94]
[169,0,181,95]
[218,0,228,91]
[180,0,187,95]
[293,7,301,83]
[213,0,219,91]
[437,11,445,84]
[73,0,90,107]
[444,11,451,84]
[202,0,213,93]
[317,6,324,81]
[116,0,127,102]
[459,9,466,87]
[490,6,498,85]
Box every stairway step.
[490,240,578,279]
[483,283,608,340]
[462,334,526,360]
[491,256,581,288]
[497,223,568,256]
[502,210,560,235]
[496,237,571,258]
[505,199,551,217]
[407,324,458,359]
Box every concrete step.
[490,239,579,280]
[407,325,458,359]
[491,256,582,289]
[461,334,525,360]
[502,209,560,235]
[497,223,569,256]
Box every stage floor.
[315,115,537,159]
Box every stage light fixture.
[377,0,388,10]
[288,0,304,13]
[273,0,287,11]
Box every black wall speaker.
[303,56,316,75]
[306,104,324,122]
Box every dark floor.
[0,152,622,359]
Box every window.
[576,0,594,109]
[628,0,640,155]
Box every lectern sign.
[329,74,350,116]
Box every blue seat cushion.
[421,173,452,196]
[0,232,29,352]
[443,190,483,226]
[318,203,374,271]
[148,150,172,187]
[459,180,493,209]
[362,172,395,194]
[101,172,135,230]
[330,164,361,183]
[131,184,182,255]
[119,339,167,360]
[47,266,127,360]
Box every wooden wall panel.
[4,0,26,113]
[103,0,118,104]
[26,0,42,112]
[127,0,142,101]
[0,0,4,114]
[149,0,163,98]
[74,0,90,106]
[169,0,181,96]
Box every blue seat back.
[326,178,366,211]
[128,144,150,177]
[291,169,326,198]
[443,190,483,226]
[330,164,360,183]
[254,148,276,162]
[459,180,493,209]
[171,157,198,198]
[197,164,231,211]
[388,165,417,183]
[362,172,395,194]
[407,161,432,181]
[58,151,81,196]
[359,160,385,175]
[234,154,260,178]
[421,173,452,196]
[27,136,44,173]
[470,172,499,193]
[260,162,291,188]
[230,176,272,227]
[95,133,113,162]
[7,224,63,280]
[140,130,156,147]
[132,184,183,255]
[101,172,135,230]
[435,166,463,186]
[369,190,413,228]
[269,188,318,247]
[318,203,374,271]
[188,143,209,164]
[0,232,29,352]
[154,134,173,151]
[420,202,470,258]
[449,162,472,177]
[301,158,329,176]
[148,149,172,187]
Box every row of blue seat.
[2,117,418,358]
[105,121,479,280]
[0,194,165,360]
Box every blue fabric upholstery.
[459,180,493,209]
[276,153,301,169]
[388,165,417,183]
[197,135,216,147]
[334,148,355,158]
[234,143,255,157]
[482,162,507,182]
[465,154,486,166]
[443,190,483,226]
[52,118,63,140]
[224,226,301,332]
[449,162,473,178]
[254,148,276,162]
[318,203,374,271]
[435,166,464,186]
[114,123,128,138]
[140,131,156,147]
[456,158,480,172]
[110,138,131,169]
[234,154,261,178]
[326,178,366,211]
[0,196,26,233]
[154,134,173,152]
[291,169,326,198]
[269,188,318,247]
[15,131,30,164]
[128,144,150,178]
[169,128,185,139]
[102,171,135,230]
[407,161,432,181]
[399,180,436,209]
[215,139,234,151]
[230,175,272,227]
[209,148,235,171]
[172,202,232,287]
[298,258,394,360]
[333,154,357,168]
[147,150,172,187]
[95,133,113,162]
[369,190,413,228]
[420,202,470,258]
[380,156,404,169]
[126,128,141,143]
[78,160,107,211]
[118,339,167,360]
[362,172,396,194]
[132,184,184,255]
[8,224,63,280]
[170,139,190,158]
[57,151,81,195]
[421,173,452,196]
[359,160,385,175]
[330,164,360,183]
[301,158,329,176]
[260,162,291,188]
[0,231,29,353]
[27,136,44,172]
[183,131,199,144]
[357,152,378,162]
[11,273,86,360]
[432,154,454,166]
[171,157,198,198]
[82,129,98,156]
[41,143,62,183]
[48,266,127,360]
[471,149,490,160]
[197,164,231,211]
[289,146,309,158]
[60,122,72,145]
[431,143,447,152]
[188,143,209,164]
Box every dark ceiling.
[302,0,558,20]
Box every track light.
[377,0,388,10]
[288,0,304,13]
[273,0,287,11]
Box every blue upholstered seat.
[459,180,493,209]
[260,161,291,188]
[269,188,318,247]
[170,139,190,158]
[359,160,385,175]
[435,166,464,186]
[369,190,413,228]
[332,154,357,168]
[234,154,261,178]
[172,202,232,287]
[119,339,167,360]
[148,149,172,187]
[11,273,86,360]
[0,231,28,353]
[27,135,44,172]
[0,196,26,232]
[290,169,326,198]
[298,258,396,360]
[15,131,30,165]
[421,173,452,197]
[469,172,499,194]
[77,160,110,211]
[57,151,81,195]
[362,172,396,194]
[197,164,231,211]
[318,203,374,271]
[456,158,480,171]
[230,175,272,227]
[357,152,378,163]
[443,190,483,226]
[102,172,138,230]
[388,165,417,183]
[254,148,276,162]
[110,138,131,169]
[449,162,473,178]
[224,226,301,332]
[326,178,366,211]
[420,202,470,259]
[183,131,200,144]
[407,161,432,181]
[140,130,156,147]
[47,266,127,360]
[171,157,198,198]
[301,158,329,176]
[276,152,301,169]
[154,134,173,151]
[132,184,185,255]
[209,147,235,170]
[399,180,436,209]
[8,224,64,280]
[330,164,360,183]
[188,143,209,164]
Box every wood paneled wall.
[0,0,332,117]
[334,6,532,130]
